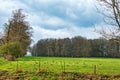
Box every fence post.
[16,60,18,71]
[93,65,97,74]
[38,60,40,72]
[63,62,65,72]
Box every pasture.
[0,57,120,75]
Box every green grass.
[0,57,120,75]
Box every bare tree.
[97,0,120,41]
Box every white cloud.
[44,16,65,26]
[68,25,102,39]
[66,8,78,19]
[27,12,66,28]
[36,0,58,4]
[0,0,29,14]
[32,24,102,44]
[32,26,71,43]
[0,0,30,27]
[0,0,107,44]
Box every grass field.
[0,57,120,75]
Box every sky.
[0,0,105,44]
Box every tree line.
[31,36,120,58]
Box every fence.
[0,59,119,75]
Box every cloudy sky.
[0,0,105,43]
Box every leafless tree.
[96,0,120,41]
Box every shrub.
[0,42,22,60]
